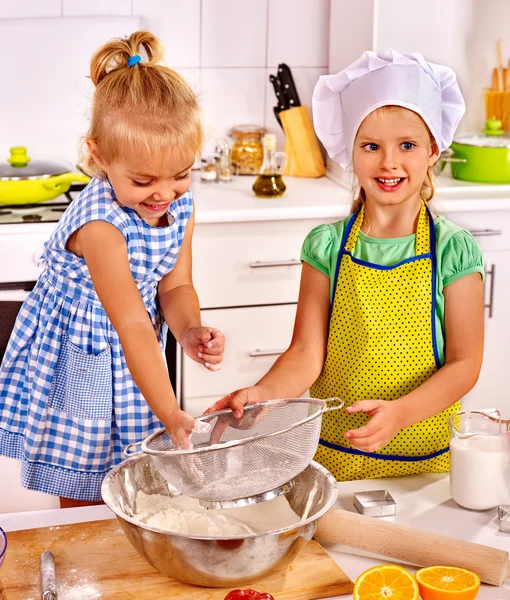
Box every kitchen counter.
[1,473,509,600]
[190,171,510,224]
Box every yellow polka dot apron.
[310,202,460,481]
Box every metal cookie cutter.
[354,490,396,517]
[498,505,510,533]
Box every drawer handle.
[249,349,285,357]
[249,259,301,268]
[469,229,502,237]
[484,264,496,319]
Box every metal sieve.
[132,398,343,506]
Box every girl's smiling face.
[89,142,196,226]
[352,106,439,208]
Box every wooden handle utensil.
[315,508,510,586]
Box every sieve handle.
[123,440,143,457]
[323,398,345,413]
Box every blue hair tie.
[128,54,142,67]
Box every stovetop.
[0,184,86,225]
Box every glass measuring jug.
[448,410,510,510]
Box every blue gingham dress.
[0,178,193,501]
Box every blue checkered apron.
[0,178,193,501]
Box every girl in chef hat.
[0,30,224,506]
[208,49,484,481]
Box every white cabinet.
[182,304,297,415]
[0,456,59,514]
[182,217,334,414]
[462,248,510,413]
[441,210,510,413]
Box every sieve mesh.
[140,398,343,502]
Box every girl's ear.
[87,139,107,172]
[428,141,440,167]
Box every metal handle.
[323,397,345,412]
[123,440,143,456]
[484,264,496,318]
[469,229,502,237]
[249,349,286,357]
[440,157,467,164]
[249,259,301,268]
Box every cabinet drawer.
[192,219,334,308]
[181,304,297,401]
[437,209,510,251]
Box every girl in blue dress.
[0,31,224,506]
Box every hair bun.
[90,30,164,87]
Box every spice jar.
[229,125,265,175]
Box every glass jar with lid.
[229,125,265,175]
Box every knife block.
[280,106,326,178]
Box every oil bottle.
[252,134,287,198]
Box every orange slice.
[415,566,481,600]
[353,564,419,600]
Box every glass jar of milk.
[448,410,510,510]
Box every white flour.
[134,491,300,536]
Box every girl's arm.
[76,220,195,447]
[346,272,484,451]
[157,209,224,371]
[206,262,331,416]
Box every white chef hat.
[312,49,465,171]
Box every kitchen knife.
[277,63,301,108]
[269,73,287,128]
[269,74,288,110]
[40,550,57,600]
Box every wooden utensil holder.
[484,89,510,130]
[280,105,326,178]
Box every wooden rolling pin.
[315,508,510,586]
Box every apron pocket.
[35,406,112,472]
[48,335,113,420]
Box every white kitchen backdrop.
[0,0,330,166]
[3,0,510,171]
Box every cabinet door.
[462,249,510,413]
[192,219,336,309]
[181,304,297,413]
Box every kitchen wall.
[466,0,510,131]
[0,0,329,166]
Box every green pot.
[448,122,510,184]
[0,147,90,204]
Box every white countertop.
[190,171,510,224]
[2,473,509,600]
[8,172,510,232]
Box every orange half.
[354,565,419,600]
[415,566,481,600]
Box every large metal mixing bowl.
[101,455,337,587]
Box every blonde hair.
[350,106,437,214]
[82,30,203,178]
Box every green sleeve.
[440,230,485,288]
[300,223,335,278]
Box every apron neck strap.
[344,202,431,255]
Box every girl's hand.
[203,386,269,419]
[164,408,196,450]
[182,327,225,371]
[344,400,403,452]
